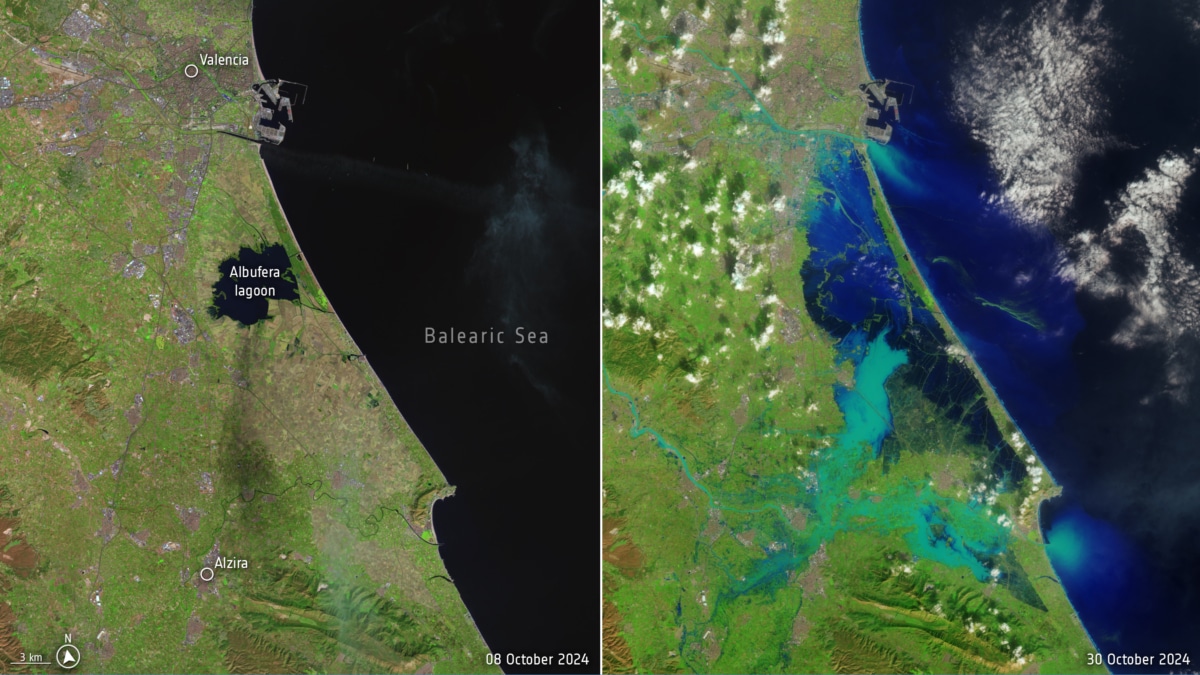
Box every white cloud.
[1065,150,1200,400]
[951,0,1112,228]
[762,20,786,46]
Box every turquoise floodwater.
[857,0,1177,658]
[607,109,1022,665]
[607,322,1006,600]
[608,146,1016,588]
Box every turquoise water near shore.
[1043,503,1151,628]
[857,0,1192,663]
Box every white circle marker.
[56,644,80,670]
[183,64,199,78]
[200,566,214,582]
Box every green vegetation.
[602,0,1100,672]
[0,308,95,385]
[0,2,492,673]
[3,0,73,36]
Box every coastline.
[853,2,1104,658]
[247,13,454,530]
[245,12,491,654]
[856,117,1105,672]
[851,0,1058,512]
[858,143,1063,527]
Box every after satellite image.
[603,0,1200,673]
[0,0,596,673]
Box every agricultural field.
[0,1,491,672]
[600,0,1102,671]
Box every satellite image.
[0,0,596,673]
[603,0,1200,673]
[12,0,1200,671]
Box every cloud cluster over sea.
[471,134,591,403]
[952,0,1112,229]
[1067,151,1200,400]
[953,0,1200,401]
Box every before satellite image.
[0,0,597,673]
[603,0,1200,673]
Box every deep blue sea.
[860,0,1200,667]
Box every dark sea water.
[251,1,599,670]
[861,0,1200,666]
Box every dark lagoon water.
[209,243,300,326]
[799,140,1031,585]
[251,0,599,669]
[861,0,1200,665]
[604,132,1049,669]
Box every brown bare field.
[0,518,37,577]
[602,517,646,575]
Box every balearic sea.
[250,0,600,669]
[860,0,1200,667]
